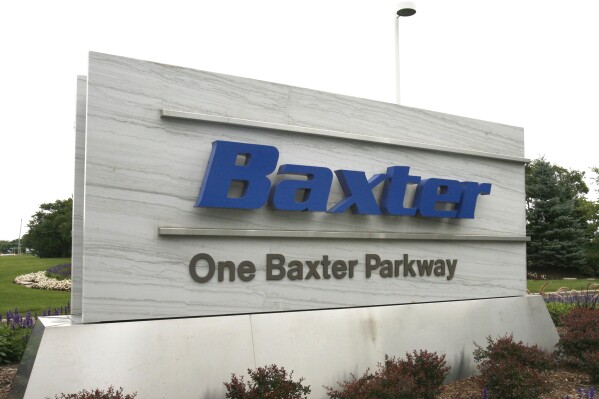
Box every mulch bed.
[438,369,593,399]
[0,365,17,399]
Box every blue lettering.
[456,182,492,218]
[414,178,462,218]
[195,141,492,219]
[195,141,278,209]
[270,164,333,211]
[328,171,387,215]
[380,166,421,216]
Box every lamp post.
[17,218,22,255]
[395,1,416,105]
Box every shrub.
[0,308,36,364]
[557,308,599,364]
[582,351,599,384]
[326,369,387,399]
[0,305,69,364]
[49,386,137,399]
[46,263,72,280]
[473,335,552,399]
[405,350,451,398]
[546,302,575,325]
[473,334,553,371]
[478,361,544,399]
[224,364,310,399]
[326,351,450,399]
[0,324,29,364]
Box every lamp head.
[397,1,416,17]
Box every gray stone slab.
[71,76,86,318]
[14,296,558,399]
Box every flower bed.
[13,271,71,291]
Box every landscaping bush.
[0,309,36,364]
[49,386,137,399]
[556,307,599,383]
[473,335,553,399]
[326,351,450,399]
[546,302,575,325]
[326,368,387,399]
[557,308,599,365]
[0,305,69,364]
[582,351,599,384]
[0,323,29,364]
[224,364,310,399]
[46,263,72,280]
[478,361,545,399]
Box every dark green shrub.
[49,386,137,398]
[0,324,29,364]
[224,364,310,399]
[326,351,450,399]
[473,335,552,399]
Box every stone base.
[10,296,558,398]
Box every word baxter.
[195,140,491,218]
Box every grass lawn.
[0,255,71,316]
[527,278,599,293]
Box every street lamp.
[395,1,416,104]
[17,218,22,255]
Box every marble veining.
[78,52,528,323]
[161,109,527,162]
[71,76,86,317]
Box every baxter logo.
[195,140,491,218]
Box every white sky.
[1,0,598,240]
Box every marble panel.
[80,52,527,322]
[71,76,86,318]
[80,235,525,322]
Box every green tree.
[0,240,11,253]
[577,198,599,239]
[526,159,589,273]
[592,167,599,188]
[0,239,20,254]
[585,167,599,274]
[22,198,72,258]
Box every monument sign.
[11,53,558,399]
